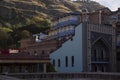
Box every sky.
[92,0,120,11]
[72,0,120,11]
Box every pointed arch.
[91,37,110,72]
[92,36,111,48]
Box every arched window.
[95,65,97,72]
[53,59,55,66]
[94,49,97,61]
[34,51,37,53]
[101,66,104,72]
[91,49,97,61]
[65,56,68,67]
[42,50,44,54]
[71,56,74,67]
[58,59,61,67]
[101,49,104,60]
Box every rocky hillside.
[0,0,105,27]
[0,0,106,49]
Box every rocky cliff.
[0,0,105,26]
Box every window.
[42,50,44,54]
[34,51,36,53]
[93,49,97,61]
[71,56,74,67]
[53,59,55,66]
[101,49,104,60]
[71,38,73,41]
[118,15,120,20]
[94,65,97,72]
[50,49,54,53]
[65,56,68,67]
[58,59,61,67]
[101,66,104,72]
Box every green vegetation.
[19,18,51,34]
[0,18,51,49]
[21,30,30,39]
[0,27,13,33]
[0,0,104,49]
[0,29,9,48]
[46,63,56,72]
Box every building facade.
[0,52,49,74]
[20,38,60,55]
[47,12,80,41]
[18,7,119,73]
[114,8,120,72]
[50,8,117,72]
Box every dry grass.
[50,5,71,11]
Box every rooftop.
[0,52,49,61]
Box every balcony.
[55,20,79,29]
[91,58,109,64]
[57,30,75,38]
[45,35,58,40]
[46,30,75,40]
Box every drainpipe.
[99,10,102,24]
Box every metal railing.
[4,72,120,80]
[91,58,109,62]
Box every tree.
[19,19,51,34]
[0,27,13,33]
[0,29,9,48]
[7,34,14,46]
[21,30,30,39]
[46,63,56,72]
